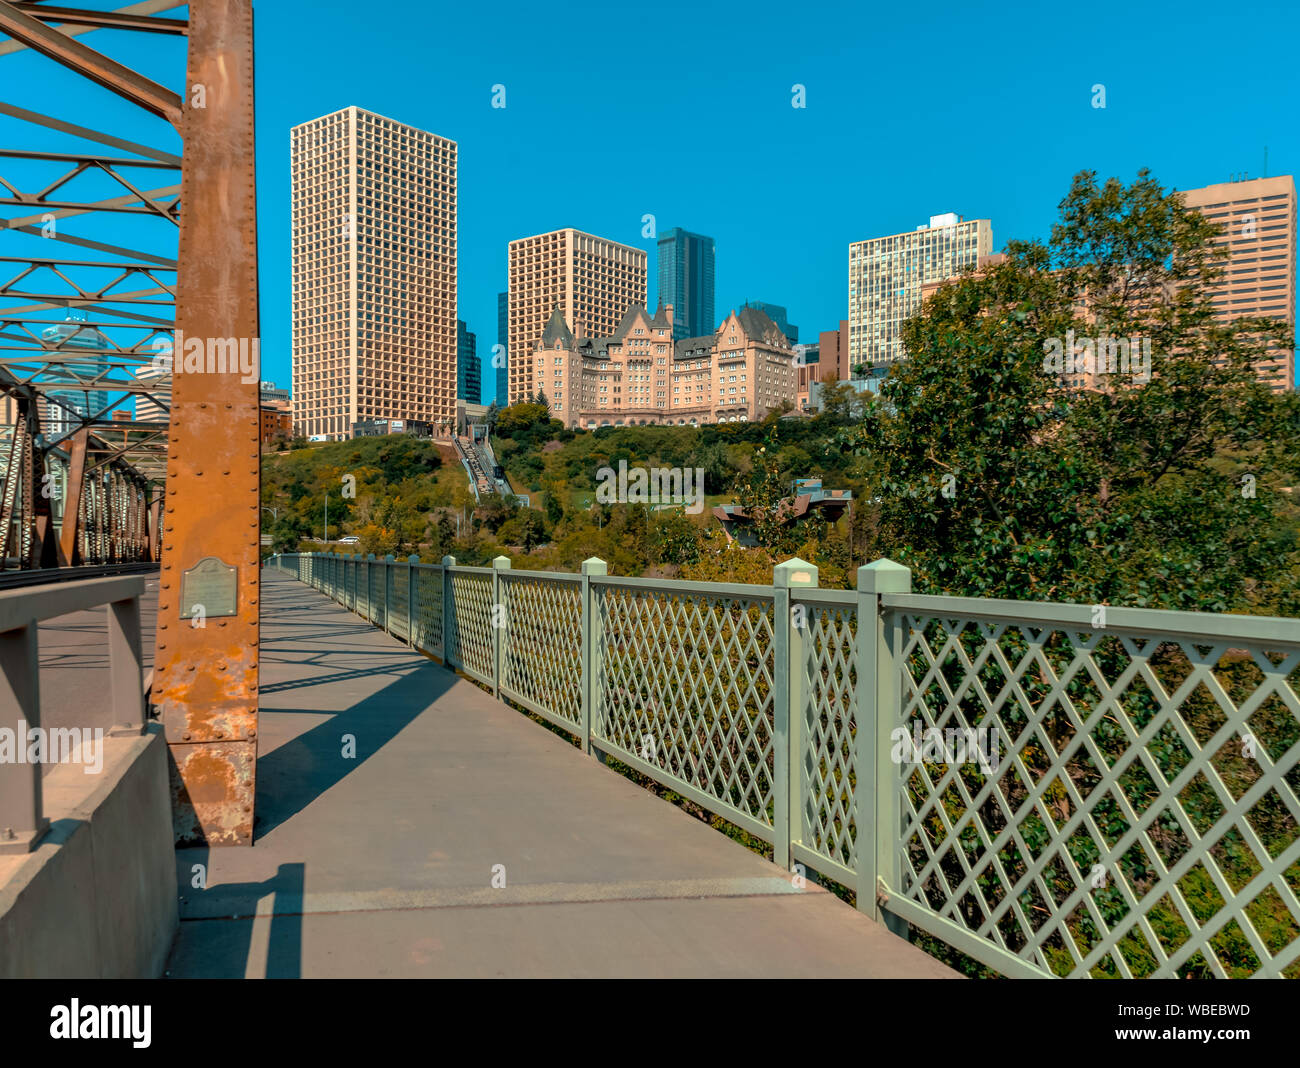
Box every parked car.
[338,535,360,545]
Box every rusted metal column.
[151,0,261,847]
[58,429,89,566]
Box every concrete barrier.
[0,725,178,978]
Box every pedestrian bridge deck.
[165,570,953,978]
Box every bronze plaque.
[180,556,238,619]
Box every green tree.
[852,168,1299,612]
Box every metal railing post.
[856,558,911,934]
[407,555,419,648]
[365,554,376,623]
[107,594,144,735]
[384,553,396,635]
[773,557,818,874]
[491,555,511,699]
[441,555,455,667]
[580,557,607,756]
[0,622,46,853]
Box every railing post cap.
[441,555,456,566]
[367,553,376,561]
[773,557,818,588]
[581,557,608,575]
[385,553,396,562]
[408,554,420,563]
[857,557,912,594]
[492,555,512,570]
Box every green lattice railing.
[269,552,1300,979]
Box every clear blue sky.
[5,0,1298,400]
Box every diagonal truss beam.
[0,1,183,126]
[0,0,185,57]
[8,3,187,35]
[0,102,181,166]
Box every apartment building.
[848,212,993,378]
[291,107,458,441]
[534,302,798,428]
[1182,176,1296,392]
[506,228,646,405]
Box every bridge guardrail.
[267,551,1300,979]
[0,574,148,854]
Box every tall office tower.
[1181,176,1296,392]
[496,290,508,405]
[507,228,646,404]
[656,228,715,340]
[741,300,797,344]
[291,106,457,441]
[40,312,112,438]
[456,320,480,402]
[848,212,992,375]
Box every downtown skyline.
[2,0,1295,400]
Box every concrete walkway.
[165,569,955,978]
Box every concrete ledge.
[0,725,177,977]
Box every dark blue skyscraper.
[742,301,798,344]
[457,320,480,402]
[496,290,508,406]
[656,228,715,340]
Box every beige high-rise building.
[507,228,646,405]
[1181,176,1296,393]
[291,107,457,441]
[848,212,993,379]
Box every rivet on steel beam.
[182,733,191,741]
[215,732,224,739]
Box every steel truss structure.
[1,0,263,845]
[0,0,186,568]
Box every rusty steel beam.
[58,427,88,565]
[152,0,260,848]
[0,1,185,57]
[0,102,181,165]
[0,1,183,127]
[9,3,188,34]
